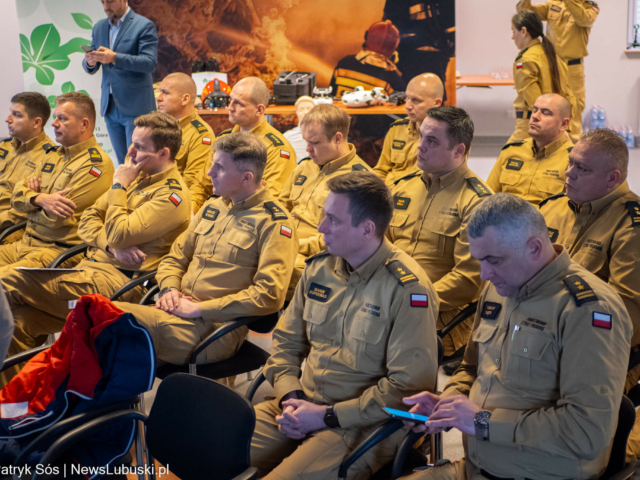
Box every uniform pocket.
[537,178,565,195]
[499,171,521,188]
[227,229,258,267]
[428,218,461,256]
[390,150,408,167]
[303,300,331,342]
[349,315,387,371]
[389,213,409,228]
[193,220,215,256]
[574,249,607,274]
[471,321,498,364]
[505,330,556,390]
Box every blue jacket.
[83,10,158,117]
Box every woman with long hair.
[508,11,576,143]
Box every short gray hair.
[578,128,629,181]
[213,132,267,183]
[468,193,548,242]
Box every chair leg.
[247,370,254,381]
[429,432,443,465]
[135,398,147,480]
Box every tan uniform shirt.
[517,0,599,60]
[279,145,371,260]
[513,39,575,115]
[11,136,114,245]
[444,248,632,480]
[0,132,55,230]
[387,163,491,313]
[486,134,572,205]
[157,187,298,323]
[374,119,420,187]
[202,119,297,199]
[265,239,439,429]
[78,163,191,272]
[539,183,640,347]
[175,111,214,213]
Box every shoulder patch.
[89,166,102,178]
[538,192,566,209]
[393,171,421,186]
[280,150,291,159]
[392,139,406,150]
[202,205,220,221]
[0,148,8,160]
[305,250,331,264]
[169,192,183,206]
[294,175,307,186]
[264,201,288,220]
[394,196,411,210]
[42,143,54,153]
[191,119,208,134]
[547,227,559,243]
[265,132,284,147]
[165,178,182,191]
[563,275,598,307]
[505,158,524,171]
[88,147,102,162]
[391,118,409,127]
[466,177,491,197]
[202,137,212,145]
[481,302,502,320]
[501,140,525,151]
[352,164,367,171]
[567,146,573,153]
[625,201,640,228]
[550,4,561,12]
[386,260,419,286]
[219,128,233,137]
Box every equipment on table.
[313,87,334,105]
[389,91,406,105]
[341,86,389,107]
[273,71,318,105]
[203,79,231,108]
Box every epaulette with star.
[390,118,409,128]
[393,171,421,186]
[386,260,419,286]
[538,192,566,209]
[563,275,598,306]
[305,250,331,264]
[502,140,525,151]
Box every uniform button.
[308,313,312,319]
[495,358,500,364]
[482,387,488,392]
[565,244,570,249]
[216,230,222,235]
[523,347,528,353]
[338,312,343,317]
[360,331,365,337]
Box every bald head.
[157,72,198,119]
[539,93,572,121]
[405,73,444,124]
[528,93,572,147]
[234,77,271,108]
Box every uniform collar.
[232,118,268,135]
[525,38,541,51]
[335,238,393,283]
[319,144,357,174]
[569,181,630,216]
[224,185,271,211]
[516,245,571,301]
[12,131,47,154]
[179,110,198,129]
[533,132,571,159]
[62,136,98,159]
[422,161,469,190]
[133,163,181,189]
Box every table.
[456,74,515,88]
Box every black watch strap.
[324,404,340,429]
[112,182,126,190]
[158,286,176,298]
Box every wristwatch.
[474,410,492,441]
[158,286,176,298]
[112,182,126,191]
[324,404,340,428]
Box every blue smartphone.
[382,407,429,422]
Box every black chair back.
[248,311,280,334]
[146,373,256,480]
[601,395,636,480]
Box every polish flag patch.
[280,225,292,238]
[516,63,523,69]
[410,294,428,308]
[280,150,291,159]
[169,193,182,206]
[89,166,102,178]
[593,311,612,330]
[202,137,212,145]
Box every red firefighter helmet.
[364,20,400,59]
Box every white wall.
[0,0,26,138]
[456,0,640,137]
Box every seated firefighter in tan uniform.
[278,104,372,299]
[487,93,573,205]
[399,193,632,480]
[535,128,640,463]
[114,132,298,365]
[0,112,191,385]
[0,93,56,243]
[0,92,114,273]
[156,72,215,213]
[374,73,443,187]
[250,172,439,480]
[199,76,296,199]
[388,106,491,362]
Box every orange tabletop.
[456,74,515,87]
[198,101,407,117]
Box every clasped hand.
[276,398,326,440]
[30,177,76,219]
[155,289,201,318]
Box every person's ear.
[606,170,621,190]
[526,236,544,261]
[243,170,255,184]
[362,219,376,240]
[256,104,266,116]
[334,132,343,146]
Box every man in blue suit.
[82,0,158,164]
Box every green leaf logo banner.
[21,22,90,85]
[71,13,93,30]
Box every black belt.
[516,110,532,119]
[480,470,568,480]
[89,258,137,279]
[28,233,73,249]
[567,58,583,66]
